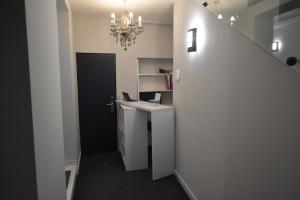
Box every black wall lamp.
[286,57,298,66]
[187,28,197,53]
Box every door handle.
[106,102,114,112]
[106,96,115,113]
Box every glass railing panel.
[200,0,300,74]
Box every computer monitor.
[122,92,137,102]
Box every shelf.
[137,57,173,60]
[139,90,173,92]
[137,57,173,105]
[139,73,172,76]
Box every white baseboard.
[65,160,77,167]
[64,151,82,170]
[174,170,198,200]
[64,151,81,200]
[65,165,76,200]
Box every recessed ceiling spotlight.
[230,16,236,26]
[218,14,223,19]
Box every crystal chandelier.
[110,10,144,51]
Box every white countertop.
[116,100,174,112]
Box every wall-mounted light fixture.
[187,28,197,53]
[272,41,279,52]
[286,57,298,66]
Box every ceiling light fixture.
[202,2,208,7]
[230,15,236,26]
[212,0,223,20]
[110,10,144,51]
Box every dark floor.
[74,152,190,200]
[65,170,71,187]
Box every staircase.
[196,0,300,75]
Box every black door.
[77,53,117,154]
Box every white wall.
[67,0,82,164]
[174,0,300,199]
[72,14,173,99]
[235,0,283,41]
[57,0,81,163]
[25,0,66,199]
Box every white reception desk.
[116,100,175,180]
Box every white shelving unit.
[137,58,173,105]
[139,90,173,92]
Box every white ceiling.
[70,0,174,24]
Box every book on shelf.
[164,74,173,91]
[159,68,173,91]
